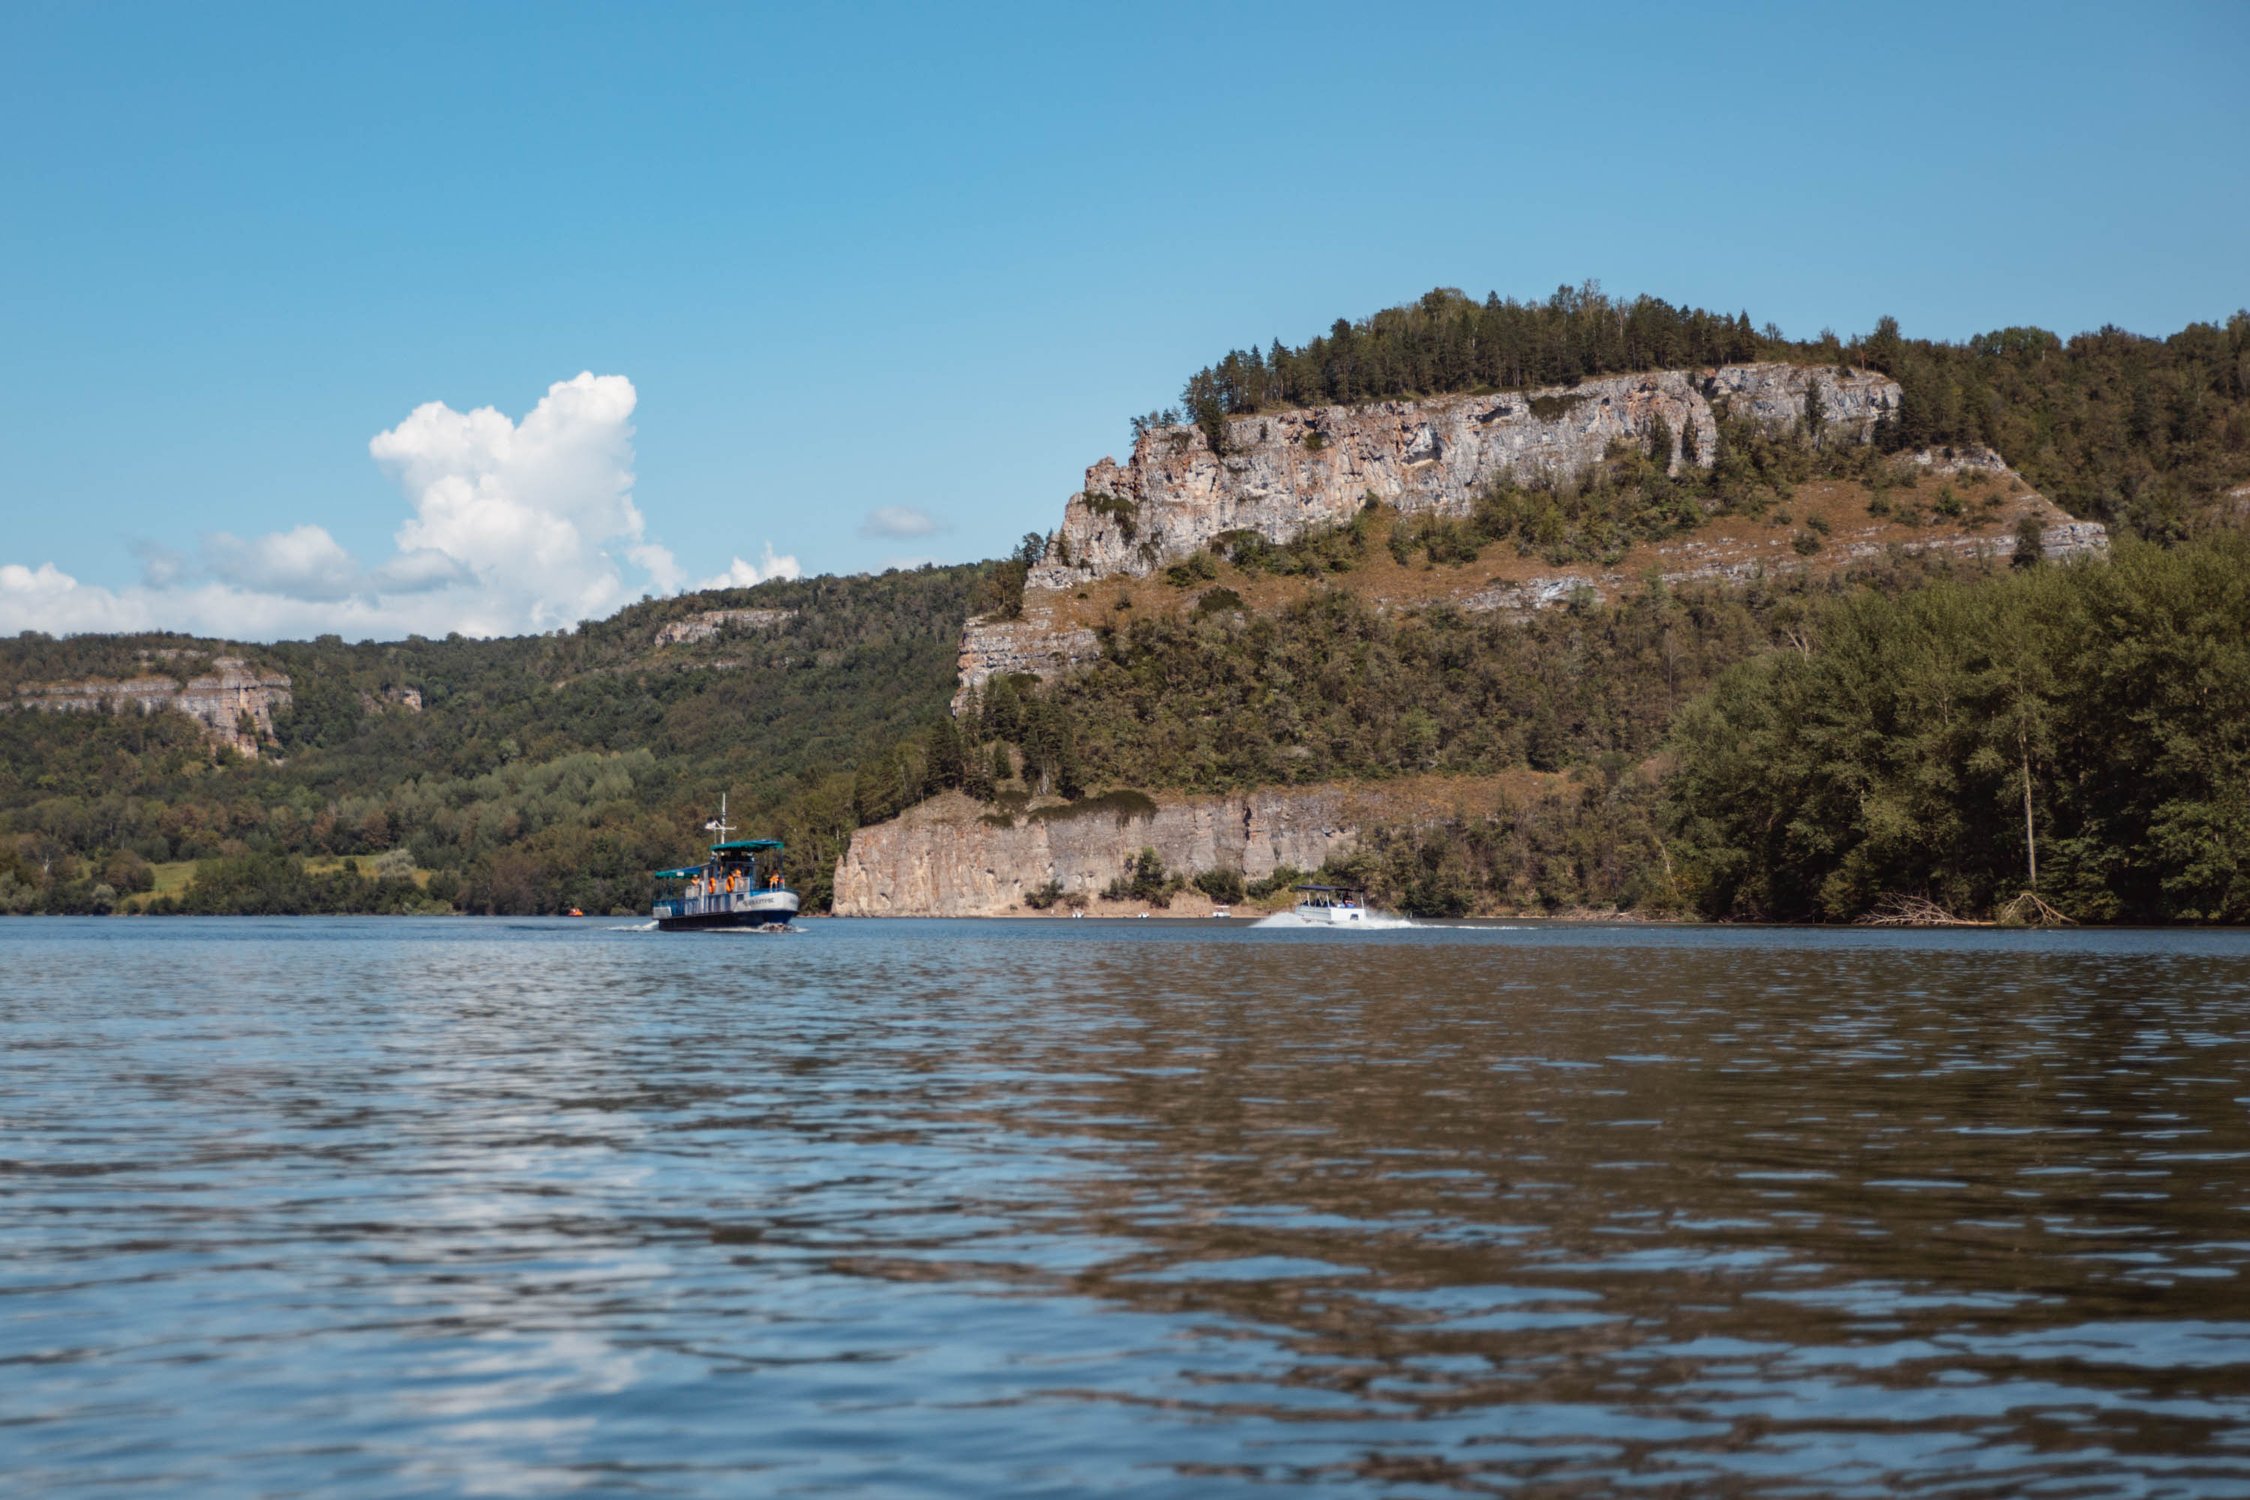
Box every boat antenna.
[706,792,734,844]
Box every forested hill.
[885,290,2250,925]
[1,565,995,916]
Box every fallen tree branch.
[1857,893,1987,927]
[1995,889,2077,927]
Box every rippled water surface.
[8,918,2250,1495]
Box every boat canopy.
[1292,883,1365,894]
[654,837,785,879]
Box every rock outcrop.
[14,656,292,758]
[654,607,795,646]
[1461,514,2108,616]
[833,782,1502,917]
[958,441,2104,699]
[1031,363,1898,587]
[952,613,1102,714]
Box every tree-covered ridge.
[1174,286,2250,539]
[1869,316,2250,541]
[1,564,993,916]
[1666,533,2250,924]
[0,634,286,694]
[1173,284,1774,439]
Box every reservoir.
[6,917,2250,1495]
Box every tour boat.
[651,796,799,931]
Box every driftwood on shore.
[1995,890,2077,927]
[1858,894,1986,927]
[1857,891,2076,928]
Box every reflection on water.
[5,918,2250,1495]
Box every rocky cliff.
[1031,363,1897,587]
[833,779,1517,917]
[14,656,292,758]
[652,607,795,646]
[956,443,2104,708]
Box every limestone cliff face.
[958,438,2103,702]
[1457,511,2108,616]
[952,615,1100,713]
[14,657,292,758]
[834,783,1488,917]
[1030,363,1898,588]
[653,607,795,646]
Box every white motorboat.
[1251,883,1417,929]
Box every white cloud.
[700,543,802,591]
[204,524,358,601]
[1,563,148,635]
[0,373,800,641]
[371,371,649,633]
[858,505,945,539]
[368,547,470,594]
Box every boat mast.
[706,792,735,884]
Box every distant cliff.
[651,607,795,646]
[1032,363,1898,588]
[946,365,1915,710]
[955,434,2104,710]
[13,655,291,758]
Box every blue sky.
[2,0,2244,639]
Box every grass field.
[117,852,435,912]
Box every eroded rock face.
[834,785,1420,917]
[653,608,795,646]
[1460,502,2109,616]
[14,657,292,758]
[1030,363,1899,587]
[951,611,1102,714]
[956,423,2107,703]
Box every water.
[7,917,2250,1496]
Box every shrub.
[2013,517,2046,568]
[1246,866,1306,901]
[1103,847,1174,907]
[1163,551,1219,587]
[1192,866,1245,904]
[1190,586,1244,619]
[1083,491,1140,542]
[1027,788,1158,827]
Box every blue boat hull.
[652,889,800,931]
